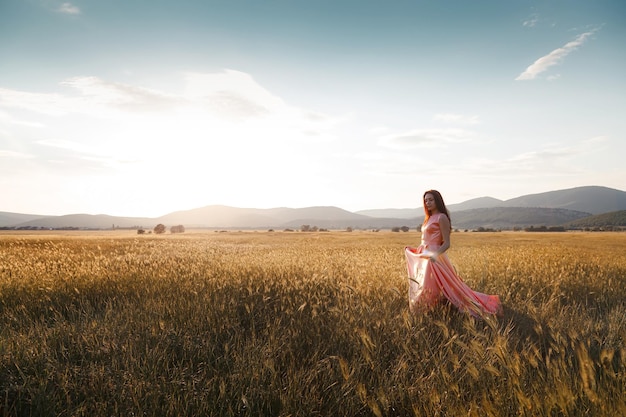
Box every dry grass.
[0,230,624,416]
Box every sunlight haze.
[1,0,625,217]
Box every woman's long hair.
[423,189,451,229]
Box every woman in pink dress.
[405,190,502,317]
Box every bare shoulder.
[438,213,451,227]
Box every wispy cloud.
[379,128,474,150]
[515,29,598,81]
[0,88,68,116]
[37,139,101,155]
[34,139,123,171]
[0,77,180,116]
[0,69,347,180]
[433,113,480,125]
[0,110,44,128]
[61,76,180,112]
[0,71,346,142]
[508,147,577,166]
[58,2,81,15]
[522,14,539,28]
[0,150,34,159]
[58,2,80,15]
[182,70,287,120]
[461,140,596,181]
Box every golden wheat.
[0,230,624,416]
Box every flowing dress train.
[405,213,502,317]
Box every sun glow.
[3,70,344,216]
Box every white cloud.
[58,2,80,15]
[182,70,285,118]
[0,70,342,137]
[0,150,34,159]
[368,125,391,135]
[0,88,72,116]
[369,137,605,204]
[515,29,598,81]
[508,147,576,166]
[461,139,598,181]
[0,70,348,191]
[522,14,539,28]
[60,76,180,113]
[433,113,480,125]
[0,110,44,129]
[379,128,474,150]
[0,72,288,120]
[0,77,185,117]
[581,135,608,146]
[37,139,101,155]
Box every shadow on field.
[500,304,543,348]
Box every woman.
[405,190,502,317]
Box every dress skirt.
[405,246,502,317]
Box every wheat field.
[0,230,624,416]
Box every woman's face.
[424,193,437,212]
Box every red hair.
[422,189,451,229]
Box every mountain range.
[2,186,625,231]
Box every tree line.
[137,224,185,234]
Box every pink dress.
[405,213,502,317]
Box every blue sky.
[1,0,624,217]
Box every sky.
[1,0,625,217]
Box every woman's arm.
[434,214,451,257]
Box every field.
[0,230,624,416]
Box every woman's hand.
[419,251,438,262]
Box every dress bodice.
[420,213,444,249]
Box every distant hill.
[1,186,624,230]
[448,196,505,212]
[358,186,626,218]
[355,197,505,219]
[158,205,279,228]
[499,186,626,215]
[9,214,154,230]
[562,210,626,229]
[451,207,591,230]
[354,208,421,219]
[158,205,372,228]
[0,211,48,226]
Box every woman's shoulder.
[433,212,449,225]
[425,212,447,227]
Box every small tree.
[171,225,185,234]
[154,224,166,234]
